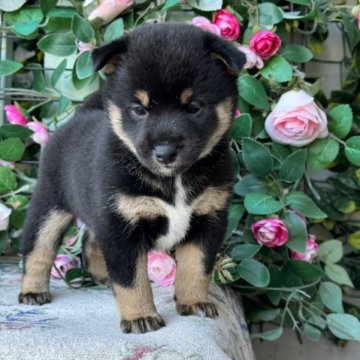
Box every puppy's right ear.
[91,36,129,74]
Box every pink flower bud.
[147,251,176,287]
[77,41,95,53]
[51,254,81,279]
[291,235,319,262]
[250,30,281,60]
[251,218,289,248]
[237,45,264,69]
[234,108,241,118]
[191,16,221,36]
[4,105,28,126]
[26,121,50,146]
[212,9,240,41]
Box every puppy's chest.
[117,177,230,250]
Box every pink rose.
[88,0,134,24]
[0,203,12,231]
[251,218,289,248]
[191,16,221,36]
[78,41,95,53]
[147,251,176,287]
[51,254,81,279]
[26,121,50,146]
[4,105,28,126]
[212,9,240,41]
[291,235,319,262]
[265,90,328,147]
[237,45,264,69]
[250,30,281,60]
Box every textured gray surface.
[0,261,254,360]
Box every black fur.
[19,23,245,331]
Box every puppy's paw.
[177,301,218,318]
[18,292,52,305]
[120,314,165,334]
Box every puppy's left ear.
[204,33,246,76]
[91,36,129,74]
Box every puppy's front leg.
[175,211,228,318]
[97,218,164,334]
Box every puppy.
[18,23,245,334]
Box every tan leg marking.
[84,231,108,284]
[115,194,166,224]
[135,90,150,108]
[180,88,193,104]
[107,101,137,154]
[175,243,218,318]
[21,210,73,295]
[113,254,164,333]
[200,98,234,159]
[193,186,231,216]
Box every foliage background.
[0,0,360,344]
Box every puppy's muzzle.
[153,143,181,165]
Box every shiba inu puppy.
[19,23,245,333]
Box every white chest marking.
[156,177,193,251]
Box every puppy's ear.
[91,36,129,74]
[204,34,246,76]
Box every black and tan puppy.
[18,23,245,333]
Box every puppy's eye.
[131,104,147,117]
[187,102,201,114]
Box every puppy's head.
[92,23,245,177]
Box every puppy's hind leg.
[19,194,73,305]
[83,230,109,284]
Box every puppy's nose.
[154,144,178,164]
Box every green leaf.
[345,136,360,166]
[233,174,267,197]
[258,3,283,25]
[0,167,17,194]
[304,323,322,342]
[244,192,283,215]
[0,60,23,76]
[286,260,323,283]
[318,240,343,264]
[230,114,252,141]
[40,0,58,15]
[224,203,245,240]
[285,192,327,219]
[104,18,124,43]
[38,33,76,56]
[230,148,239,176]
[76,51,94,80]
[287,0,311,4]
[230,244,261,261]
[0,138,25,161]
[325,263,354,287]
[251,327,283,341]
[0,125,33,141]
[187,0,223,11]
[328,104,353,139]
[72,14,94,43]
[238,75,269,110]
[255,308,281,322]
[162,0,180,11]
[282,212,307,253]
[279,149,307,182]
[51,59,68,87]
[238,259,270,287]
[282,45,313,63]
[327,314,360,341]
[307,138,340,170]
[6,8,43,36]
[260,56,293,83]
[29,63,45,92]
[319,282,344,313]
[242,138,273,178]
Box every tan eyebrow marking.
[135,90,150,108]
[180,88,193,104]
